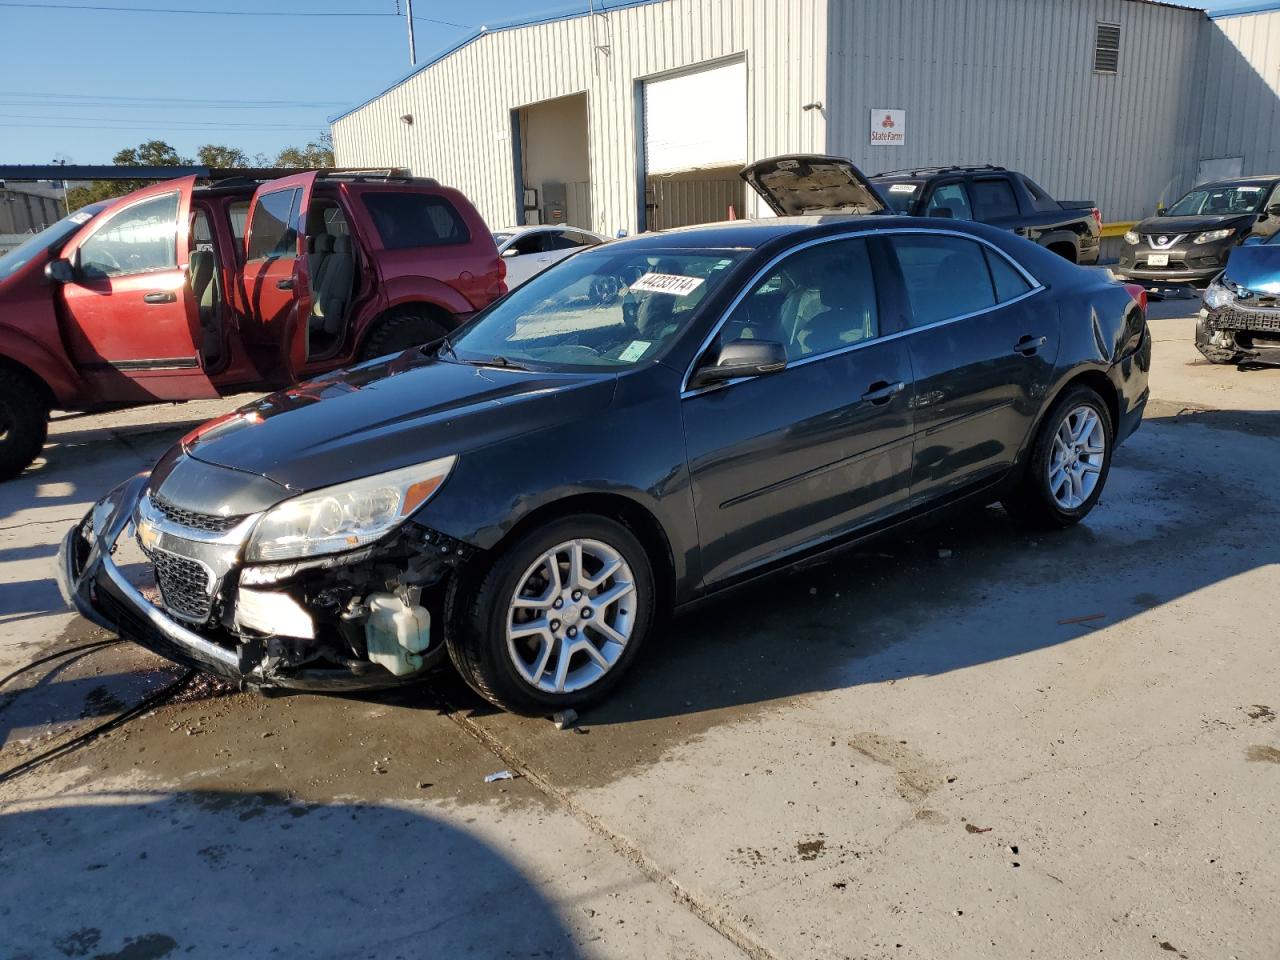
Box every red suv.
[0,171,504,478]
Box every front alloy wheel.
[447,515,654,714]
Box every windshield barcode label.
[629,272,706,296]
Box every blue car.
[1198,231,1280,364]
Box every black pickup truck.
[869,164,1102,264]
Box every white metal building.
[331,0,1280,236]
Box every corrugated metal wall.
[333,0,828,235]
[1190,10,1280,184]
[825,0,1204,222]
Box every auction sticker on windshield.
[888,184,918,194]
[630,273,706,296]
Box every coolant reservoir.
[364,593,431,676]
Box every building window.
[1094,21,1121,74]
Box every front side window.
[970,178,1021,220]
[718,238,879,362]
[78,192,180,279]
[924,183,973,221]
[246,188,300,261]
[1166,184,1268,217]
[448,247,744,371]
[890,234,1000,326]
[362,193,469,249]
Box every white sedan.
[492,225,608,288]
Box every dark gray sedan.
[61,161,1150,714]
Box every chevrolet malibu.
[60,159,1151,715]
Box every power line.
[0,113,319,128]
[0,121,326,131]
[0,90,347,108]
[0,1,471,27]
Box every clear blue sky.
[0,0,1269,165]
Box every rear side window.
[246,188,300,261]
[362,193,469,249]
[970,178,1021,220]
[985,248,1033,301]
[228,200,250,244]
[890,234,997,326]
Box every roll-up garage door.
[644,60,747,175]
[643,60,747,229]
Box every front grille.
[151,549,216,623]
[1216,306,1280,333]
[152,495,244,534]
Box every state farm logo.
[882,114,895,129]
[871,109,905,145]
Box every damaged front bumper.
[1198,303,1280,361]
[56,476,465,692]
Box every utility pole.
[405,0,417,66]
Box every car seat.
[188,249,220,361]
[310,235,354,340]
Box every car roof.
[1193,176,1280,190]
[605,214,933,250]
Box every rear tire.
[0,367,49,481]
[1002,385,1113,530]
[445,515,656,715]
[358,308,449,361]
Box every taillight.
[1091,207,1103,230]
[1123,282,1147,312]
[485,257,507,299]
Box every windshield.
[874,181,921,215]
[0,203,106,282]
[1166,184,1268,217]
[447,246,746,371]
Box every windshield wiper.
[474,355,530,371]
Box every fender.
[1034,229,1081,258]
[377,275,475,318]
[0,321,87,409]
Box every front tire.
[1195,318,1242,365]
[446,515,655,715]
[0,368,49,481]
[1003,385,1114,529]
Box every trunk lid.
[740,155,886,217]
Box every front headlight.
[1123,230,1139,245]
[1203,278,1234,310]
[1193,229,1234,245]
[246,456,457,562]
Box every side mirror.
[1242,235,1265,246]
[501,247,521,258]
[1156,202,1167,216]
[44,258,75,283]
[1267,204,1280,218]
[690,338,787,388]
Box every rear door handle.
[142,291,176,304]
[1013,335,1047,356]
[861,380,906,405]
[276,278,295,291]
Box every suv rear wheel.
[446,515,656,715]
[0,367,49,481]
[1003,385,1113,529]
[359,307,449,361]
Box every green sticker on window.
[619,340,651,363]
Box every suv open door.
[240,171,318,386]
[740,155,886,217]
[54,175,219,403]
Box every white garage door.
[644,60,747,175]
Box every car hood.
[740,155,885,216]
[1134,213,1254,237]
[1223,244,1280,297]
[180,349,618,492]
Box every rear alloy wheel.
[0,368,49,481]
[1003,385,1113,529]
[446,515,654,714]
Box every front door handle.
[142,291,176,304]
[276,278,295,291]
[1012,335,1047,356]
[861,380,906,405]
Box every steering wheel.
[85,249,122,276]
[589,275,621,304]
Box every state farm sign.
[870,109,906,146]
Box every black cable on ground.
[0,668,195,786]
[0,638,123,692]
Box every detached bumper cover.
[56,479,412,692]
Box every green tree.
[65,139,191,210]
[196,143,250,168]
[274,131,335,169]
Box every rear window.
[362,193,470,249]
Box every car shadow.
[0,790,586,959]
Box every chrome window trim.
[680,226,1045,398]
